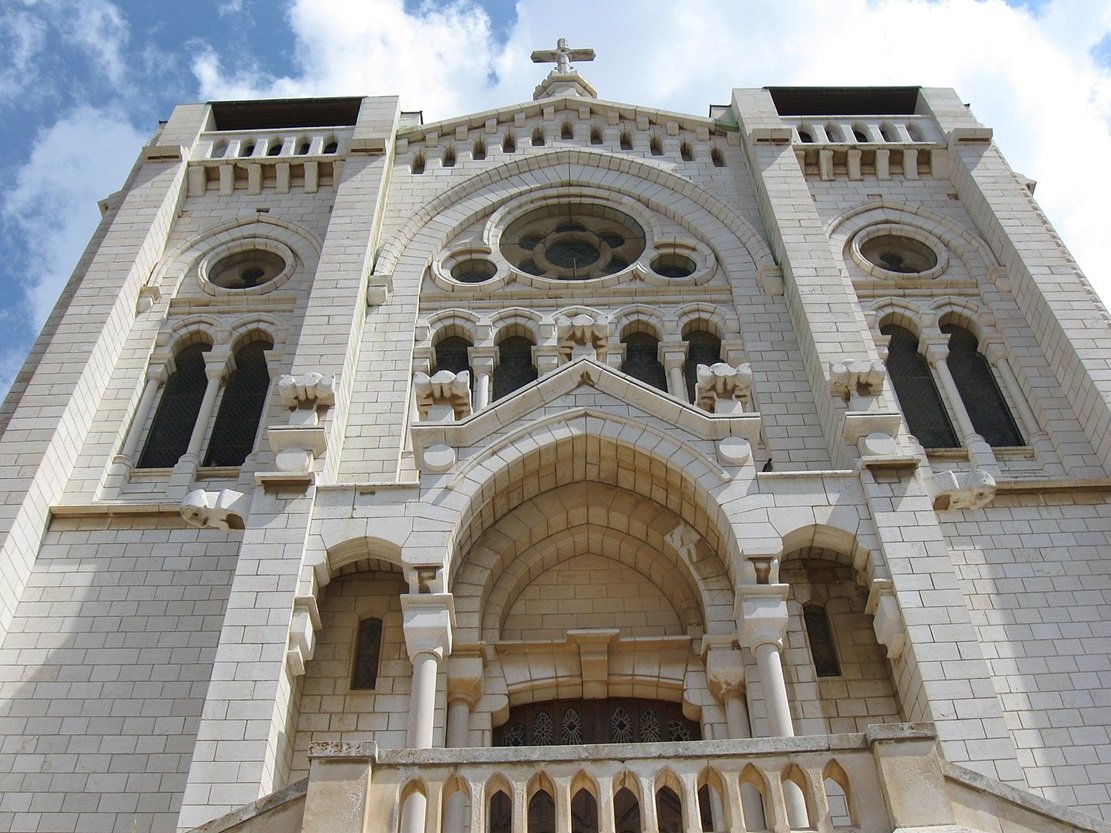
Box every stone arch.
[165,317,222,352]
[870,297,931,337]
[779,524,878,580]
[676,303,737,340]
[612,304,668,340]
[930,296,990,337]
[489,307,543,344]
[326,536,405,577]
[425,308,482,346]
[227,314,284,350]
[374,147,776,279]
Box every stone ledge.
[185,778,307,833]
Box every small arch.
[266,138,283,156]
[528,775,555,833]
[613,784,641,833]
[797,125,814,143]
[906,122,925,142]
[488,786,512,833]
[881,323,958,448]
[697,769,726,832]
[210,140,227,159]
[322,136,338,154]
[619,131,633,151]
[443,777,472,833]
[503,132,516,153]
[823,759,854,828]
[400,780,429,833]
[621,331,667,393]
[879,122,900,142]
[561,121,574,140]
[803,603,841,676]
[532,127,546,147]
[589,125,603,145]
[851,124,869,142]
[411,153,426,174]
[738,765,767,833]
[824,123,843,142]
[492,335,537,400]
[203,336,273,467]
[649,135,663,156]
[473,138,487,160]
[442,146,457,168]
[240,140,256,157]
[782,764,811,830]
[296,137,311,155]
[138,342,213,469]
[654,783,683,833]
[571,788,598,833]
[680,141,693,161]
[684,329,722,404]
[710,146,725,167]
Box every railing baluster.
[640,775,660,833]
[680,772,701,833]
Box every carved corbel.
[928,468,997,510]
[830,359,886,402]
[413,369,472,421]
[180,488,248,531]
[695,362,753,414]
[736,584,790,651]
[261,372,335,484]
[704,643,746,704]
[556,313,608,361]
[867,580,906,659]
[287,596,322,676]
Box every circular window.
[859,234,938,275]
[500,204,645,280]
[208,249,287,289]
[451,258,497,283]
[651,253,696,278]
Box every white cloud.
[0,8,47,99]
[2,106,148,329]
[58,0,130,86]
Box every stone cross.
[531,37,595,74]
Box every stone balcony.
[184,724,1110,833]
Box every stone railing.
[778,115,940,145]
[188,723,1111,833]
[199,129,349,160]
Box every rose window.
[500,204,646,280]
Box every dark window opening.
[435,336,472,376]
[351,617,383,690]
[488,791,511,833]
[804,604,841,677]
[204,339,272,467]
[138,343,211,469]
[656,787,683,833]
[614,788,640,833]
[492,337,538,400]
[942,324,1023,446]
[494,698,699,746]
[881,324,958,448]
[622,333,667,392]
[529,790,555,833]
[571,790,598,833]
[684,330,721,404]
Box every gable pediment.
[409,356,761,475]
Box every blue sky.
[1,0,1110,397]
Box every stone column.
[469,350,496,412]
[660,342,689,402]
[170,350,230,490]
[116,364,168,466]
[736,584,793,737]
[923,338,996,470]
[445,653,484,748]
[402,593,455,749]
[704,643,751,738]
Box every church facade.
[1,51,1110,833]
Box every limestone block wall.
[0,518,237,833]
[944,493,1111,821]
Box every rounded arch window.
[651,253,696,278]
[450,258,497,284]
[500,204,646,280]
[208,249,287,289]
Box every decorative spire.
[530,37,597,100]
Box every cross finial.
[531,37,595,75]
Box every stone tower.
[0,52,1109,833]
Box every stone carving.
[829,359,886,398]
[556,313,608,360]
[180,488,248,531]
[530,37,595,75]
[278,372,336,409]
[695,362,752,413]
[287,596,320,677]
[413,369,472,421]
[928,468,997,510]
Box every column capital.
[402,593,456,660]
[920,336,949,365]
[736,584,790,650]
[658,340,688,370]
[203,350,232,381]
[446,651,485,705]
[704,642,746,701]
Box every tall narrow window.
[571,790,598,833]
[138,342,211,469]
[489,791,512,833]
[613,788,640,833]
[684,330,721,404]
[351,617,383,690]
[803,604,841,677]
[622,332,667,392]
[529,790,555,833]
[942,324,1023,446]
[881,324,958,448]
[655,786,683,833]
[435,336,472,376]
[204,338,272,467]
[492,336,537,400]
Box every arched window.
[571,789,598,833]
[529,790,555,833]
[204,338,272,466]
[435,336,472,376]
[351,617,383,690]
[613,787,640,833]
[622,332,667,392]
[492,336,537,400]
[942,324,1023,446]
[489,791,512,833]
[803,603,841,677]
[684,329,721,404]
[138,342,211,469]
[881,324,958,448]
[655,786,682,833]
